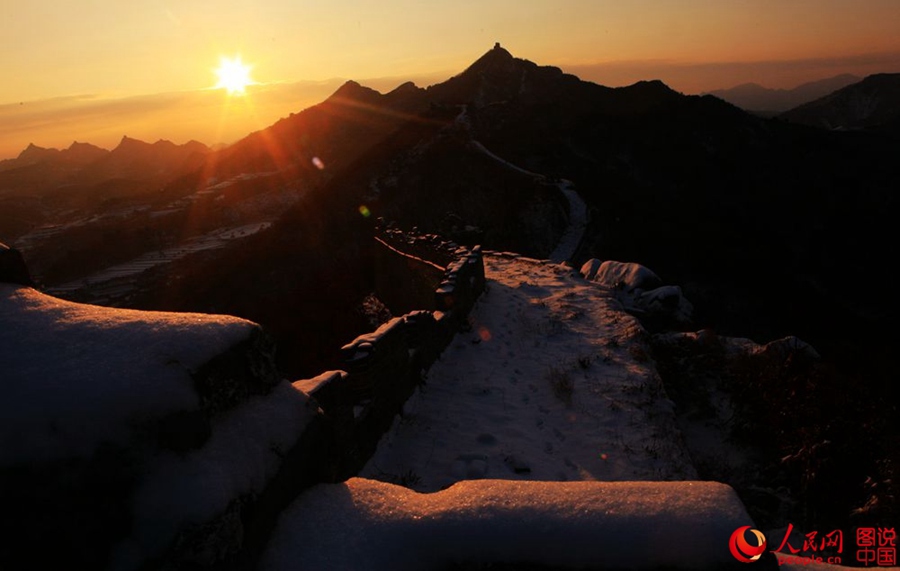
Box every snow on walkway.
[362,254,696,491]
[549,179,588,262]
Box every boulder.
[581,259,662,292]
[581,259,691,327]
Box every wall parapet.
[298,224,485,480]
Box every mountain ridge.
[9,45,900,359]
[0,136,209,175]
[780,72,900,133]
[706,73,861,113]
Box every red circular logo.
[729,526,767,563]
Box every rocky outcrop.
[581,259,693,328]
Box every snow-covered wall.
[0,232,488,571]
[0,283,319,571]
[263,478,763,571]
[374,224,485,315]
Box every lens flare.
[359,205,371,218]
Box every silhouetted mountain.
[780,73,900,133]
[706,74,860,113]
[64,141,109,164]
[194,79,427,186]
[0,137,208,196]
[12,44,898,393]
[327,79,384,104]
[0,141,108,173]
[0,137,210,248]
[13,143,60,165]
[84,136,209,182]
[119,47,898,343]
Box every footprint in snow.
[503,454,531,475]
[451,454,489,479]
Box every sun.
[214,56,254,95]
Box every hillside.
[780,73,900,134]
[705,74,860,114]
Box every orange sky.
[2,0,900,159]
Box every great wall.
[0,231,784,570]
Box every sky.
[2,0,900,158]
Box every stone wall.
[297,225,485,480]
[227,227,485,568]
[373,237,444,314]
[0,232,485,571]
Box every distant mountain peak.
[63,141,108,163]
[20,142,48,155]
[183,139,211,153]
[491,41,512,57]
[388,81,420,96]
[631,79,675,91]
[462,43,517,77]
[328,80,383,104]
[707,74,862,112]
[112,136,151,155]
[152,139,178,149]
[17,143,58,163]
